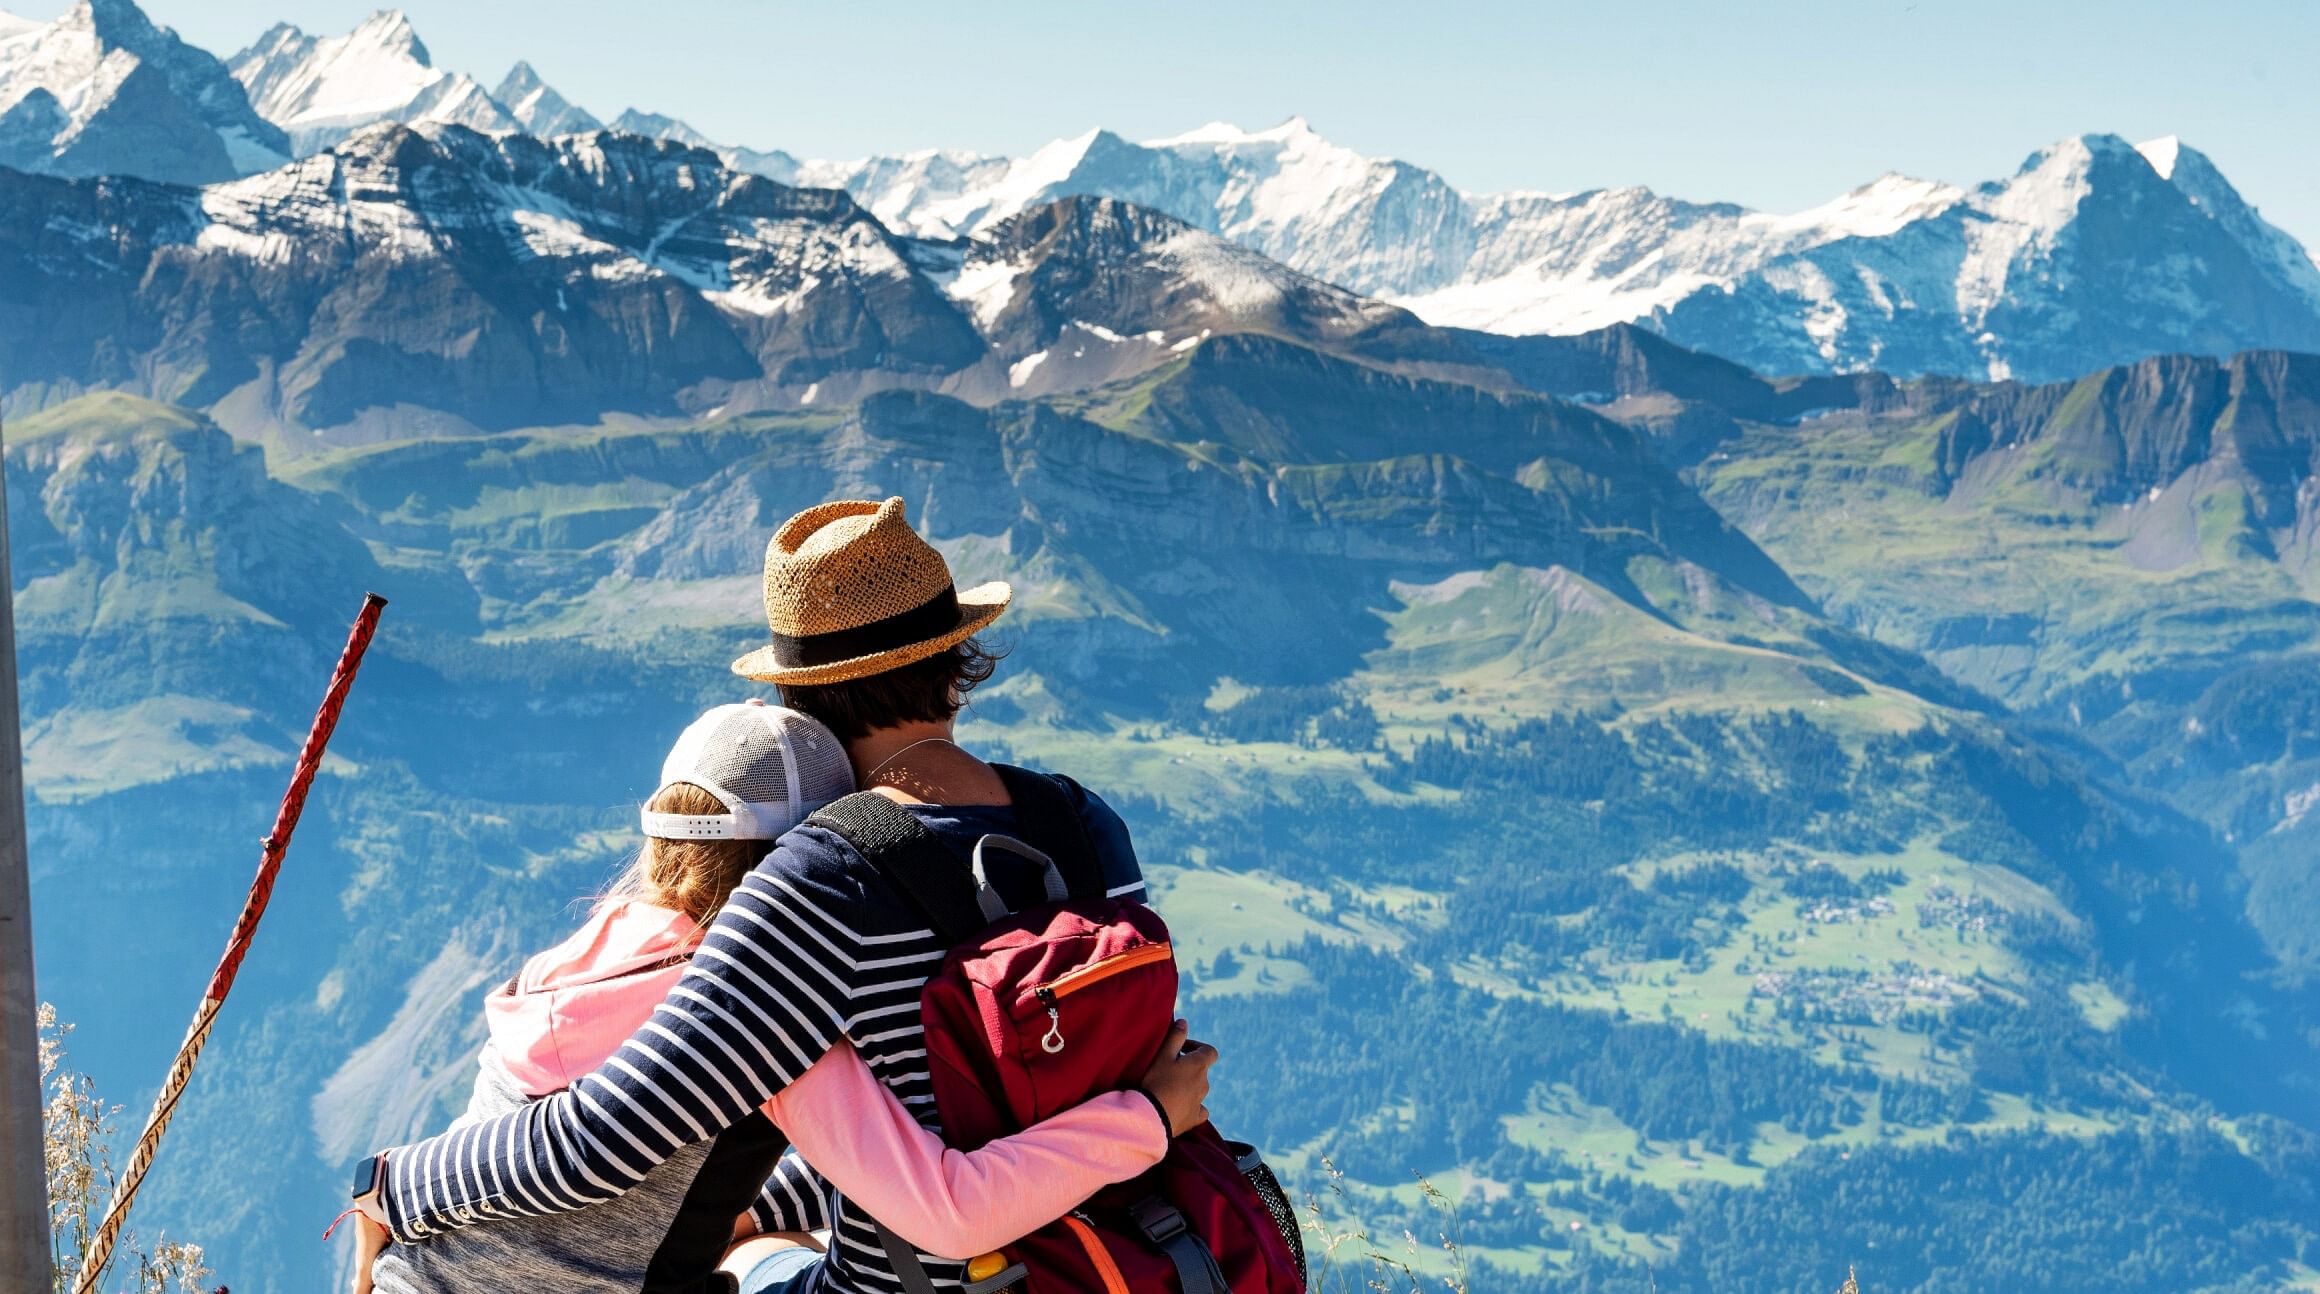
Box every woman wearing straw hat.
[351,497,1216,1294]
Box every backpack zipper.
[1028,941,1173,1056]
[1039,941,1173,998]
[1062,1212,1132,1294]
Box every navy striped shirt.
[380,784,1144,1293]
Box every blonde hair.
[609,782,774,924]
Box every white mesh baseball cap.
[641,703,856,840]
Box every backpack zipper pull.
[1035,986,1065,1054]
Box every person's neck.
[846,720,960,785]
[848,720,1006,806]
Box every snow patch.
[1144,115,1316,148]
[944,256,1024,328]
[1008,350,1049,387]
[1154,230,1287,314]
[2281,780,2320,833]
[509,208,618,260]
[2136,135,2181,180]
[1765,174,1962,241]
[708,274,816,317]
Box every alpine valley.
[8,5,2320,1294]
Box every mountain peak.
[1147,115,1319,149]
[244,19,304,44]
[1974,133,2161,226]
[1777,172,1962,239]
[348,8,427,65]
[610,107,713,147]
[2136,134,2182,180]
[3,0,286,181]
[494,59,597,135]
[67,0,160,43]
[227,8,519,153]
[2014,132,2144,176]
[1042,125,1106,155]
[2071,131,2143,156]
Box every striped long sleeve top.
[378,783,1145,1293]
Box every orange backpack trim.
[1061,1213,1133,1294]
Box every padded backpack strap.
[805,791,985,946]
[877,1223,940,1294]
[1130,1196,1230,1294]
[991,765,1107,902]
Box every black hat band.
[765,584,962,670]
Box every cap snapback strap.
[639,811,739,839]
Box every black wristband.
[1133,1086,1175,1140]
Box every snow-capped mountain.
[227,10,515,154]
[800,119,2320,384]
[0,0,286,184]
[1619,133,2320,381]
[948,195,1426,394]
[493,60,598,136]
[0,123,1497,443]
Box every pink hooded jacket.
[482,897,1169,1257]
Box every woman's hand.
[350,1214,389,1294]
[1138,1019,1217,1136]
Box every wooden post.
[0,443,54,1289]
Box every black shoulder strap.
[640,1109,784,1294]
[805,791,985,946]
[991,765,1107,902]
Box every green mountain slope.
[15,346,2320,1293]
[1684,348,2320,973]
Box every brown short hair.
[610,783,773,923]
[777,638,1004,741]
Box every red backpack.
[808,768,1307,1294]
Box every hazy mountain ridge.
[791,121,2320,385]
[0,123,1744,447]
[0,124,993,440]
[3,1,2315,387]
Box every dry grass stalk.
[1300,1156,1471,1294]
[39,1005,213,1294]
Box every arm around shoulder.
[379,846,858,1239]
[766,1040,1166,1258]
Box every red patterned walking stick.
[72,592,388,1294]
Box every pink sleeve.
[762,1040,1167,1258]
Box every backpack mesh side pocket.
[1229,1141,1308,1289]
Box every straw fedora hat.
[731,496,1011,685]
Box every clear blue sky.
[28,0,2320,247]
